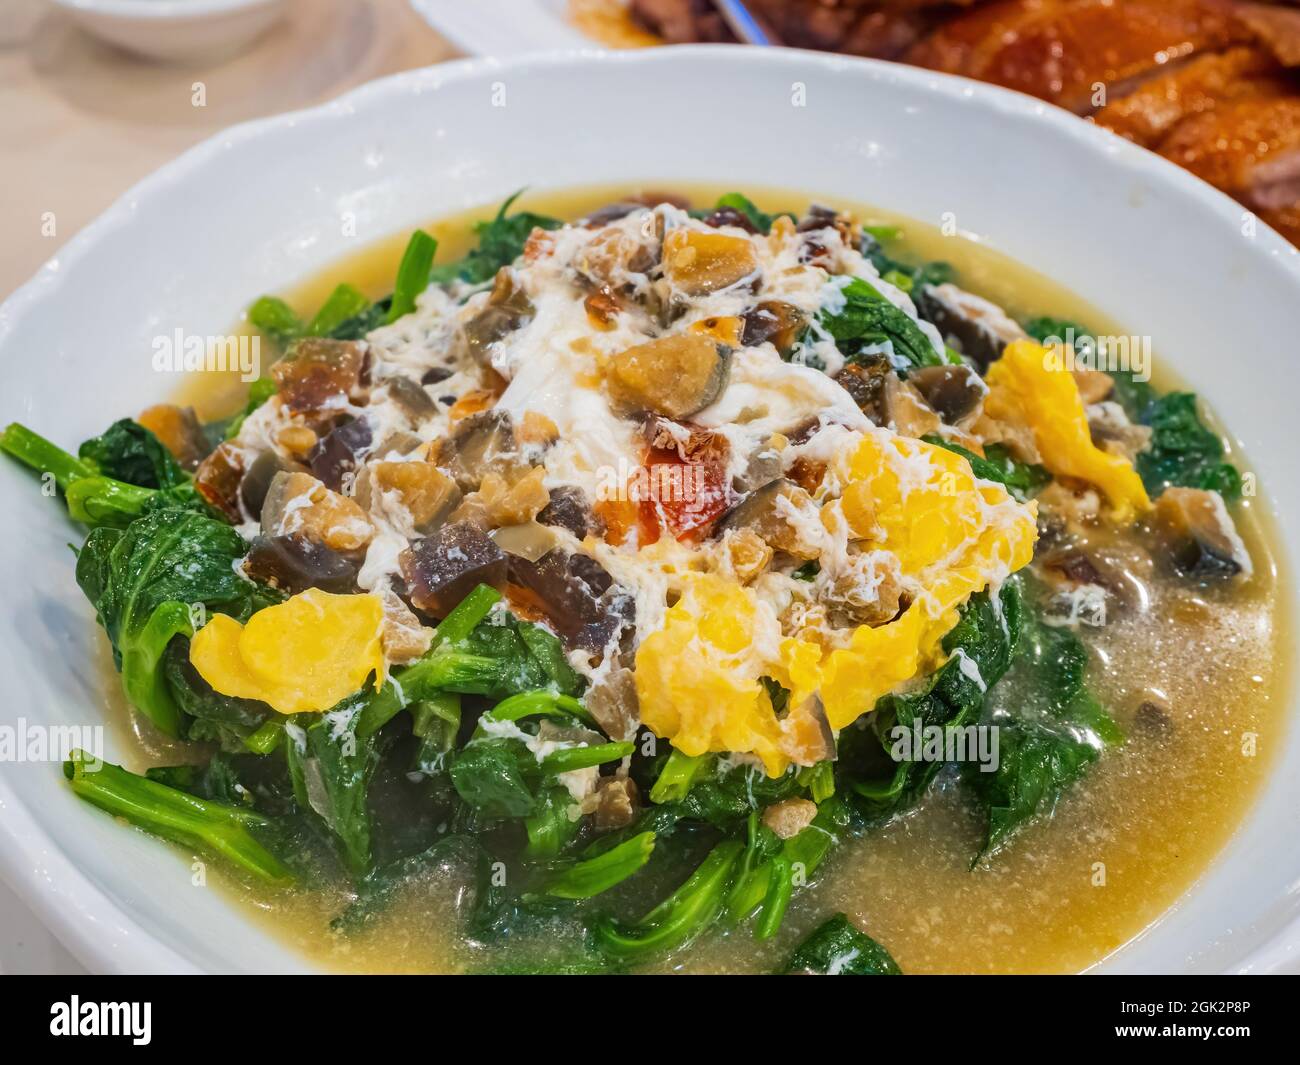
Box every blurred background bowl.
[47,0,288,63]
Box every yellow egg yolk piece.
[634,574,824,776]
[190,588,385,714]
[985,339,1150,522]
[818,432,1037,729]
[635,432,1038,774]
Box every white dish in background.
[409,0,597,55]
[48,0,287,63]
[0,47,1297,974]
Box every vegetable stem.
[308,283,370,337]
[541,831,655,899]
[593,839,743,962]
[0,423,94,490]
[648,749,714,804]
[385,230,438,324]
[64,750,292,885]
[475,690,593,738]
[540,741,634,776]
[432,583,502,647]
[243,718,284,754]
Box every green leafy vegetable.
[525,785,582,860]
[65,750,291,884]
[1022,316,1085,345]
[820,277,942,371]
[162,638,272,751]
[783,913,902,975]
[325,300,391,341]
[410,691,462,772]
[712,192,788,234]
[1137,392,1242,501]
[429,191,562,286]
[349,586,587,741]
[2,422,207,528]
[0,421,95,490]
[79,419,188,490]
[540,742,634,776]
[64,476,200,528]
[972,593,1122,859]
[648,749,715,805]
[250,285,388,347]
[797,760,836,803]
[284,704,378,875]
[922,434,1052,502]
[474,689,592,736]
[843,582,1022,821]
[0,421,202,527]
[448,738,539,819]
[724,794,850,934]
[75,507,263,735]
[676,762,805,830]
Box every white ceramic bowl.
[1,47,1297,974]
[48,0,287,63]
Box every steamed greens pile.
[4,192,1211,976]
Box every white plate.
[1,47,1297,974]
[409,0,596,55]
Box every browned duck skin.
[1093,45,1286,147]
[1159,92,1300,243]
[906,0,1247,115]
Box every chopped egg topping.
[211,201,1162,774]
[986,340,1150,522]
[636,430,1037,774]
[191,589,385,714]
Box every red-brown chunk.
[271,337,365,414]
[639,424,733,542]
[194,441,246,521]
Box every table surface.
[0,0,458,975]
[0,0,458,300]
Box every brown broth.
[143,184,1291,973]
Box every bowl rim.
[2,44,1297,974]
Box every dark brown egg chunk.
[400,520,508,617]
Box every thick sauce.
[159,185,1288,973]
